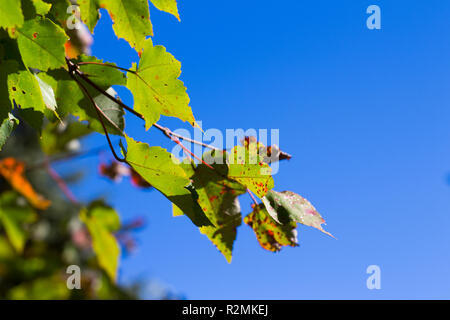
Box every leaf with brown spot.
[16,17,68,71]
[126,39,195,130]
[179,152,247,262]
[244,203,298,252]
[228,145,274,198]
[241,136,292,164]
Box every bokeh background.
[58,0,450,299]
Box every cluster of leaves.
[0,123,142,299]
[0,0,332,285]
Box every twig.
[45,160,78,204]
[67,62,126,163]
[152,123,219,150]
[67,59,263,205]
[71,60,219,151]
[77,61,138,74]
[169,135,214,170]
[247,189,259,207]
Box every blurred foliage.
[0,119,139,299]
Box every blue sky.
[64,0,450,299]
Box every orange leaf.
[0,158,51,210]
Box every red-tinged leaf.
[262,190,334,238]
[244,203,298,252]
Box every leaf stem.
[247,189,259,207]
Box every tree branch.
[67,61,126,163]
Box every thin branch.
[70,60,219,151]
[45,160,78,204]
[169,135,214,170]
[77,61,137,74]
[69,69,126,163]
[76,70,144,120]
[152,123,219,151]
[247,189,259,207]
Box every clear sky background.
[62,0,450,299]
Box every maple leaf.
[262,190,334,238]
[244,203,298,252]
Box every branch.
[246,189,259,207]
[67,62,126,163]
[72,59,219,151]
[77,61,138,74]
[45,160,78,205]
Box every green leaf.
[123,136,212,227]
[78,55,127,87]
[244,203,298,252]
[262,190,334,238]
[7,69,47,113]
[39,64,125,135]
[44,0,71,28]
[100,0,153,51]
[0,192,37,253]
[228,146,274,198]
[80,202,121,281]
[0,60,19,116]
[21,0,52,20]
[150,0,180,20]
[34,73,57,112]
[180,154,247,262]
[127,39,195,130]
[0,0,24,31]
[16,17,68,71]
[79,0,101,32]
[31,0,52,16]
[92,87,125,133]
[0,113,19,151]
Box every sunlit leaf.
[7,69,47,113]
[0,60,19,116]
[127,39,195,130]
[0,0,24,31]
[78,0,101,32]
[150,0,180,21]
[16,17,68,71]
[31,0,52,15]
[228,146,274,198]
[123,136,212,227]
[100,0,153,51]
[34,73,57,112]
